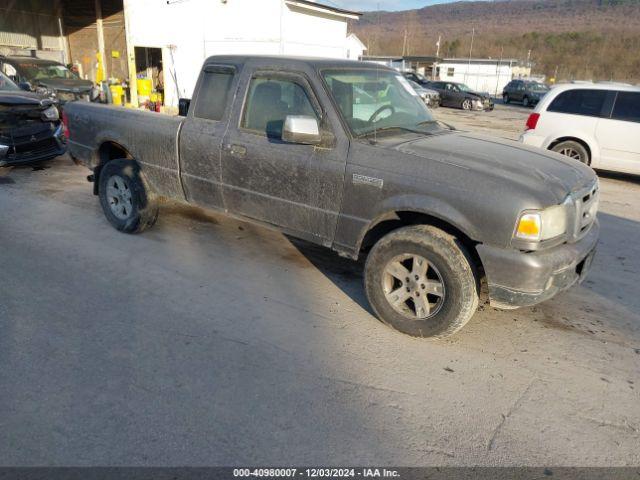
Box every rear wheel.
[522,96,530,107]
[364,225,479,338]
[98,159,159,233]
[551,140,590,165]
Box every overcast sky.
[336,0,461,11]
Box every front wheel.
[461,98,473,110]
[503,93,510,104]
[364,225,479,338]
[98,159,159,233]
[522,96,530,107]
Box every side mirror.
[178,98,191,117]
[18,81,32,91]
[282,115,321,145]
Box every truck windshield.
[0,71,20,91]
[322,69,435,137]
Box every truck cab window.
[242,77,317,138]
[194,70,235,121]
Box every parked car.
[426,81,494,111]
[520,83,640,175]
[0,71,66,167]
[64,56,599,338]
[402,70,431,86]
[0,55,94,103]
[503,79,550,107]
[407,79,440,108]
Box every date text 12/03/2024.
[233,468,400,478]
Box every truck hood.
[0,91,51,106]
[36,78,93,92]
[392,131,595,202]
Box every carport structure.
[0,0,127,83]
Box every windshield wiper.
[356,125,430,139]
[417,119,456,131]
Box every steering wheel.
[369,105,395,123]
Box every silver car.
[408,79,440,108]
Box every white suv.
[520,83,640,175]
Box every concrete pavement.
[0,152,639,466]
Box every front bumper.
[476,219,599,309]
[0,124,66,167]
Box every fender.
[354,193,481,253]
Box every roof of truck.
[202,55,396,71]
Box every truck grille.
[569,181,599,241]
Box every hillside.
[350,0,640,81]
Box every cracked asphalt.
[0,105,639,466]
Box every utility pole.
[402,29,408,56]
[435,34,441,57]
[495,45,503,98]
[465,27,474,84]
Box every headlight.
[515,199,571,242]
[41,105,60,121]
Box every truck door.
[178,64,239,210]
[220,70,348,246]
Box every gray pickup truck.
[65,56,599,338]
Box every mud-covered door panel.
[179,65,237,210]
[221,71,347,245]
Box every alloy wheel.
[382,254,446,320]
[106,175,133,220]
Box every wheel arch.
[547,136,595,166]
[92,140,135,195]
[357,210,484,276]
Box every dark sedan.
[426,81,494,111]
[0,71,66,167]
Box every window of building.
[547,89,608,117]
[611,91,640,123]
[447,67,455,76]
[194,68,235,121]
[242,77,318,138]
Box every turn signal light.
[515,213,541,241]
[525,113,540,131]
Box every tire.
[461,98,473,110]
[522,96,530,107]
[364,225,479,338]
[98,159,159,233]
[503,93,510,104]
[551,140,590,165]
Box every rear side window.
[194,68,235,121]
[611,91,640,123]
[547,89,607,117]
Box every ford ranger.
[64,56,599,338]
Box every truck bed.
[65,102,185,199]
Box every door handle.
[229,144,247,157]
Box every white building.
[345,33,366,60]
[124,0,361,107]
[436,58,531,96]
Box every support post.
[123,0,138,106]
[95,0,107,82]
